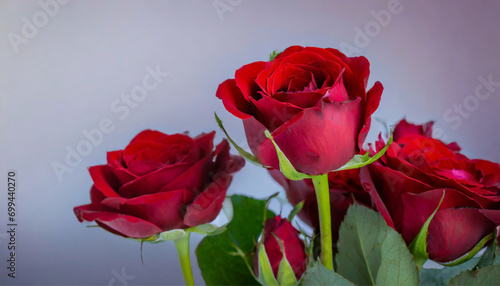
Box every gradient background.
[1,1,500,285]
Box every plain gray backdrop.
[1,1,500,285]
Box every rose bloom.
[217,45,382,175]
[74,130,245,239]
[255,216,307,280]
[362,119,500,262]
[270,169,370,246]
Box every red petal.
[183,175,230,227]
[88,165,121,198]
[427,208,496,262]
[243,117,279,169]
[216,79,254,119]
[74,206,163,238]
[272,99,363,175]
[107,151,138,185]
[358,81,383,149]
[121,189,196,231]
[249,94,302,131]
[235,61,267,100]
[400,189,481,244]
[118,163,192,198]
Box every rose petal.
[121,189,196,231]
[242,117,279,169]
[73,206,163,238]
[183,175,230,227]
[118,162,193,198]
[427,208,496,262]
[358,81,383,149]
[216,79,255,119]
[88,165,121,198]
[249,94,303,131]
[400,189,481,243]
[235,61,267,100]
[107,151,138,185]
[272,98,363,175]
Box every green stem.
[312,174,334,271]
[174,233,195,286]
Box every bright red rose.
[217,46,383,175]
[362,119,500,262]
[255,216,307,280]
[270,168,371,245]
[74,130,245,239]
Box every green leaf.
[440,232,494,267]
[264,130,312,181]
[334,130,394,171]
[269,50,282,61]
[476,229,498,269]
[409,190,446,269]
[215,112,263,166]
[300,261,355,286]
[196,195,275,285]
[336,203,419,286]
[419,258,480,286]
[448,264,500,285]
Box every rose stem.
[312,173,334,271]
[174,233,195,286]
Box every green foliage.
[196,195,275,285]
[300,262,354,286]
[448,264,500,285]
[335,203,420,286]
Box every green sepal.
[269,50,282,61]
[440,232,494,267]
[476,229,498,269]
[288,200,304,222]
[257,240,279,286]
[273,234,299,285]
[264,129,393,181]
[264,130,312,181]
[409,190,446,270]
[215,112,263,167]
[333,130,394,172]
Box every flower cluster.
[74,46,500,286]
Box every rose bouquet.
[74,46,500,285]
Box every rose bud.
[217,45,383,175]
[362,119,500,263]
[74,130,245,239]
[254,216,307,283]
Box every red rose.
[270,168,371,245]
[74,130,245,239]
[217,46,383,175]
[255,216,307,280]
[362,119,500,262]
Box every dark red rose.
[74,130,245,239]
[217,45,383,175]
[270,168,371,245]
[255,216,307,280]
[362,119,500,262]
